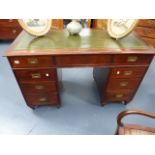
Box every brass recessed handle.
[124,70,133,76]
[38,97,47,102]
[31,73,41,79]
[116,93,124,98]
[34,85,44,90]
[127,56,138,62]
[28,58,39,65]
[120,81,128,87]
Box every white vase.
[66,20,82,35]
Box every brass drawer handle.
[28,58,39,65]
[116,93,124,98]
[38,97,47,102]
[34,85,44,90]
[31,73,41,79]
[124,70,133,76]
[127,56,138,62]
[120,81,128,87]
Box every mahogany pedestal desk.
[5,29,155,108]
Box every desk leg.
[93,67,110,106]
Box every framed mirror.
[18,19,52,36]
[107,19,139,39]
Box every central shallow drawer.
[56,55,112,67]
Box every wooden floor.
[0,42,155,135]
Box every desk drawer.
[107,78,141,91]
[106,90,133,102]
[113,54,153,65]
[0,19,20,27]
[9,56,55,68]
[110,67,147,78]
[24,92,59,106]
[56,55,112,67]
[14,69,57,82]
[135,27,155,38]
[20,81,58,94]
[138,20,155,28]
[0,27,22,40]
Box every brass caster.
[122,101,127,105]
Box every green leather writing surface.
[14,29,149,51]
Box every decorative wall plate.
[18,19,52,36]
[107,19,139,39]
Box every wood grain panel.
[113,54,153,65]
[14,68,57,82]
[56,55,112,67]
[135,27,155,38]
[20,81,57,94]
[106,78,141,91]
[110,67,147,78]
[24,92,59,106]
[138,20,155,28]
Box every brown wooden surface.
[56,55,112,67]
[51,19,64,30]
[20,81,57,94]
[5,29,155,57]
[9,56,55,68]
[0,19,21,27]
[0,19,22,40]
[24,92,59,107]
[92,19,107,29]
[135,27,155,38]
[93,64,148,105]
[110,67,148,78]
[135,19,155,48]
[113,54,153,65]
[5,27,155,108]
[106,78,141,91]
[0,19,63,40]
[138,19,155,28]
[105,90,134,102]
[117,110,155,135]
[141,37,155,47]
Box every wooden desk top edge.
[4,29,155,57]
